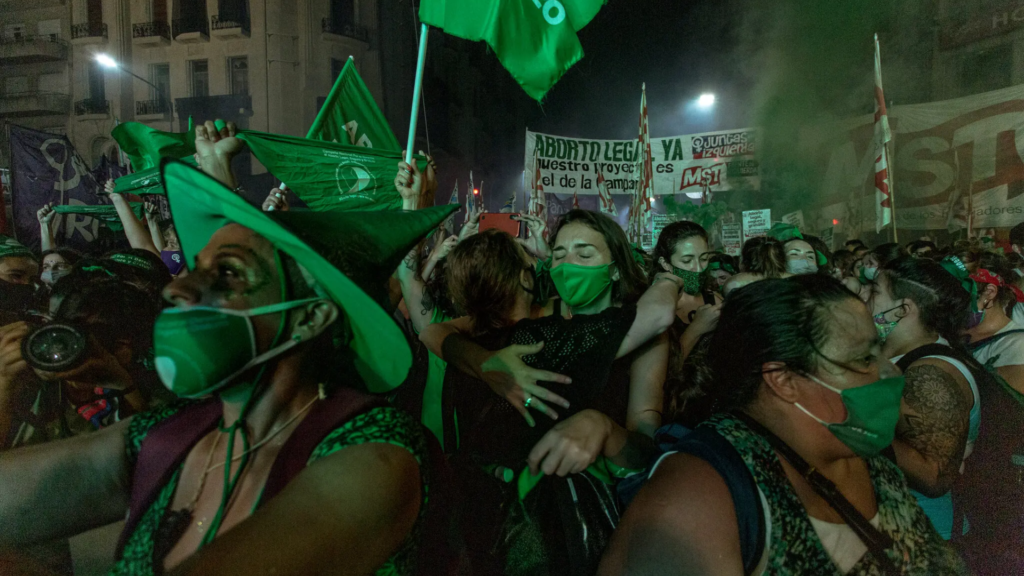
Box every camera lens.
[22,323,88,372]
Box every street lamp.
[95,53,171,126]
[697,93,716,109]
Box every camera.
[21,322,90,373]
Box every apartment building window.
[331,58,345,83]
[189,59,209,97]
[151,63,170,101]
[38,19,61,41]
[4,24,26,41]
[39,73,66,94]
[87,0,103,27]
[960,47,1012,97]
[88,61,106,100]
[229,57,248,95]
[329,0,355,29]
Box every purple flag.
[10,125,109,252]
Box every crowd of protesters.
[0,120,1021,576]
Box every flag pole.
[406,23,429,165]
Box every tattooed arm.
[892,362,971,498]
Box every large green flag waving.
[111,156,198,196]
[54,203,144,231]
[419,0,606,101]
[308,57,400,150]
[111,119,196,172]
[238,131,425,211]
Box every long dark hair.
[882,256,971,344]
[549,210,648,304]
[650,220,708,277]
[741,237,786,278]
[707,275,858,410]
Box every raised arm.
[194,120,243,190]
[108,181,159,256]
[893,360,971,498]
[0,417,130,546]
[169,442,421,576]
[36,203,57,251]
[144,200,166,251]
[616,273,683,358]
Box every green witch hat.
[160,159,457,393]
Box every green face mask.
[795,373,905,458]
[672,267,703,295]
[153,297,323,398]
[550,262,613,308]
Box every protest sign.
[721,223,742,256]
[524,127,760,197]
[782,210,805,230]
[803,83,1024,230]
[742,209,771,242]
[820,226,835,251]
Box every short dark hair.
[832,249,859,277]
[869,243,905,267]
[741,237,786,277]
[845,239,866,249]
[447,229,526,332]
[977,252,1019,312]
[550,209,648,304]
[882,256,970,344]
[650,221,709,277]
[707,275,858,409]
[907,240,937,255]
[1010,222,1024,247]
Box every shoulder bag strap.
[967,329,1024,351]
[732,411,899,576]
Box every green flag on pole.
[237,130,426,212]
[111,118,196,172]
[308,57,400,150]
[418,0,606,101]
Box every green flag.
[111,118,196,172]
[308,58,400,150]
[419,0,606,101]
[54,203,144,232]
[237,130,426,212]
[112,156,198,196]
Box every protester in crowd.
[722,271,761,296]
[868,256,977,541]
[261,187,291,212]
[860,242,903,282]
[419,209,678,575]
[1010,222,1024,259]
[966,253,1024,391]
[650,221,722,366]
[602,275,966,575]
[740,236,787,278]
[0,235,39,285]
[0,137,456,575]
[768,223,819,276]
[703,253,737,293]
[803,234,833,275]
[908,240,937,258]
[39,248,81,287]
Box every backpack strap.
[967,329,1024,352]
[116,399,221,555]
[259,387,387,504]
[668,427,766,576]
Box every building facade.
[0,0,384,180]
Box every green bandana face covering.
[550,262,613,308]
[672,267,703,295]
[153,297,323,398]
[795,373,905,457]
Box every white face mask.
[862,267,879,281]
[787,259,818,275]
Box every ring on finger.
[524,395,533,408]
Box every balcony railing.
[71,22,108,40]
[321,18,369,42]
[0,92,70,118]
[132,21,170,41]
[74,98,110,115]
[211,14,250,35]
[0,35,68,63]
[135,99,169,116]
[173,16,209,38]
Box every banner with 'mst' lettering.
[524,127,761,197]
[805,83,1024,232]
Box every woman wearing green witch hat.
[0,122,457,575]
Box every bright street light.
[697,93,716,108]
[95,53,118,69]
